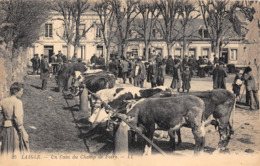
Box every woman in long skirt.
[0,82,29,157]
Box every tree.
[51,0,93,59]
[199,0,255,59]
[177,0,200,59]
[134,1,159,61]
[112,0,140,57]
[0,0,50,52]
[92,0,116,66]
[156,0,181,57]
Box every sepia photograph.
[0,0,259,165]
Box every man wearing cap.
[212,61,228,89]
[40,55,50,90]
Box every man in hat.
[171,59,181,92]
[166,55,174,75]
[157,60,166,86]
[120,57,129,84]
[30,54,40,75]
[182,65,192,92]
[134,57,146,88]
[242,66,259,110]
[147,59,157,87]
[109,58,119,79]
[40,55,50,90]
[212,61,228,89]
[90,54,98,65]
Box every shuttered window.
[45,24,53,38]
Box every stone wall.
[0,45,29,99]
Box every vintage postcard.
[0,0,259,165]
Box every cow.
[116,95,206,155]
[150,89,236,152]
[71,71,116,94]
[88,86,168,124]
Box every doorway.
[44,45,54,62]
[221,48,228,64]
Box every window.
[132,49,138,58]
[203,29,209,38]
[174,48,181,57]
[152,29,156,37]
[202,48,209,58]
[188,48,196,58]
[45,24,53,38]
[230,49,237,60]
[96,45,103,57]
[79,24,86,37]
[96,24,101,38]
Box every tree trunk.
[167,42,171,58]
[214,39,221,58]
[67,43,73,59]
[106,46,110,67]
[74,45,79,58]
[145,41,149,61]
[182,38,187,61]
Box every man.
[98,54,105,70]
[157,60,166,86]
[90,54,98,65]
[242,66,259,110]
[128,58,135,84]
[109,58,119,79]
[120,57,129,84]
[212,61,228,89]
[134,58,146,88]
[182,55,189,69]
[166,55,174,75]
[213,54,219,65]
[147,59,157,88]
[171,59,181,92]
[40,55,50,90]
[30,54,40,75]
[50,53,57,74]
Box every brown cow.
[122,95,206,155]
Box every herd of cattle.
[55,66,236,155]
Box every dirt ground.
[20,70,260,157]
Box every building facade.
[30,11,105,62]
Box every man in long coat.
[30,54,40,75]
[171,60,181,92]
[243,66,259,110]
[212,62,228,89]
[147,60,157,88]
[40,55,50,90]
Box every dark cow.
[88,86,168,123]
[71,71,116,94]
[119,95,206,155]
[151,89,236,151]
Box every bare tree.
[199,0,255,58]
[112,0,140,57]
[177,0,200,59]
[134,1,159,61]
[0,0,50,52]
[51,0,93,59]
[156,0,181,57]
[92,0,116,66]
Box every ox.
[118,95,206,155]
[71,71,116,94]
[151,89,236,151]
[88,86,168,124]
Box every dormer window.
[199,26,210,39]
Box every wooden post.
[80,85,89,114]
[113,121,129,156]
